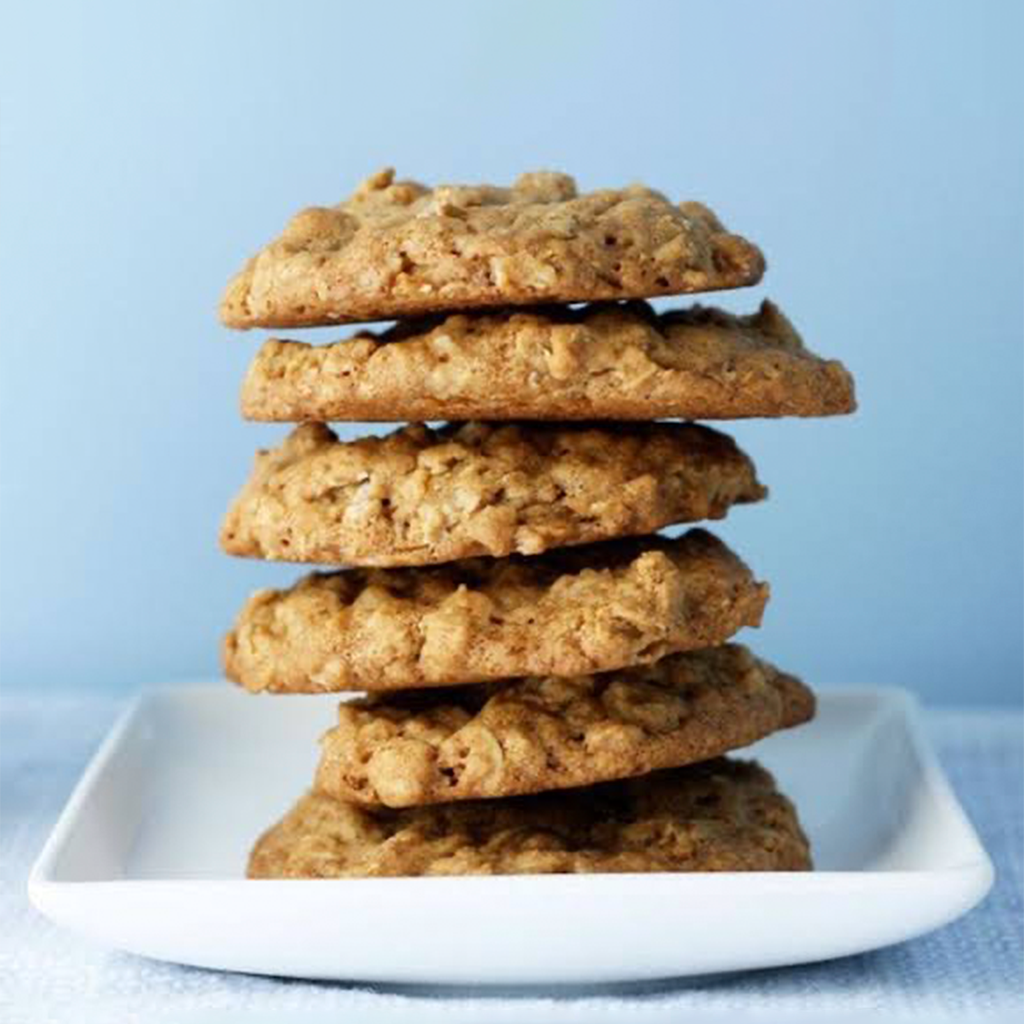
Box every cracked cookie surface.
[249,758,811,877]
[221,169,765,328]
[220,422,765,568]
[224,531,768,693]
[242,300,855,422]
[314,645,813,807]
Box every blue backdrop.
[1,0,1021,704]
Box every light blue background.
[1,0,1021,704]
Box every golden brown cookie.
[242,300,855,422]
[224,531,768,694]
[220,422,766,568]
[248,758,811,877]
[221,169,765,329]
[314,645,813,807]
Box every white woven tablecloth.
[1,692,1021,1024]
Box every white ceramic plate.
[29,683,992,985]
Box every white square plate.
[29,683,992,985]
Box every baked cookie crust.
[314,645,813,807]
[224,531,768,694]
[221,169,765,328]
[248,758,811,877]
[242,300,855,422]
[220,421,766,568]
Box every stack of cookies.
[218,170,855,878]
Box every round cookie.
[242,300,855,423]
[221,169,765,329]
[249,758,812,878]
[224,530,768,694]
[220,421,766,568]
[314,644,814,807]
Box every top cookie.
[242,300,855,422]
[220,169,765,328]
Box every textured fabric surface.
[0,692,1020,1024]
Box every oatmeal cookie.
[242,301,854,422]
[248,758,811,877]
[220,422,765,567]
[224,531,767,693]
[226,532,770,692]
[221,169,764,328]
[314,645,813,806]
